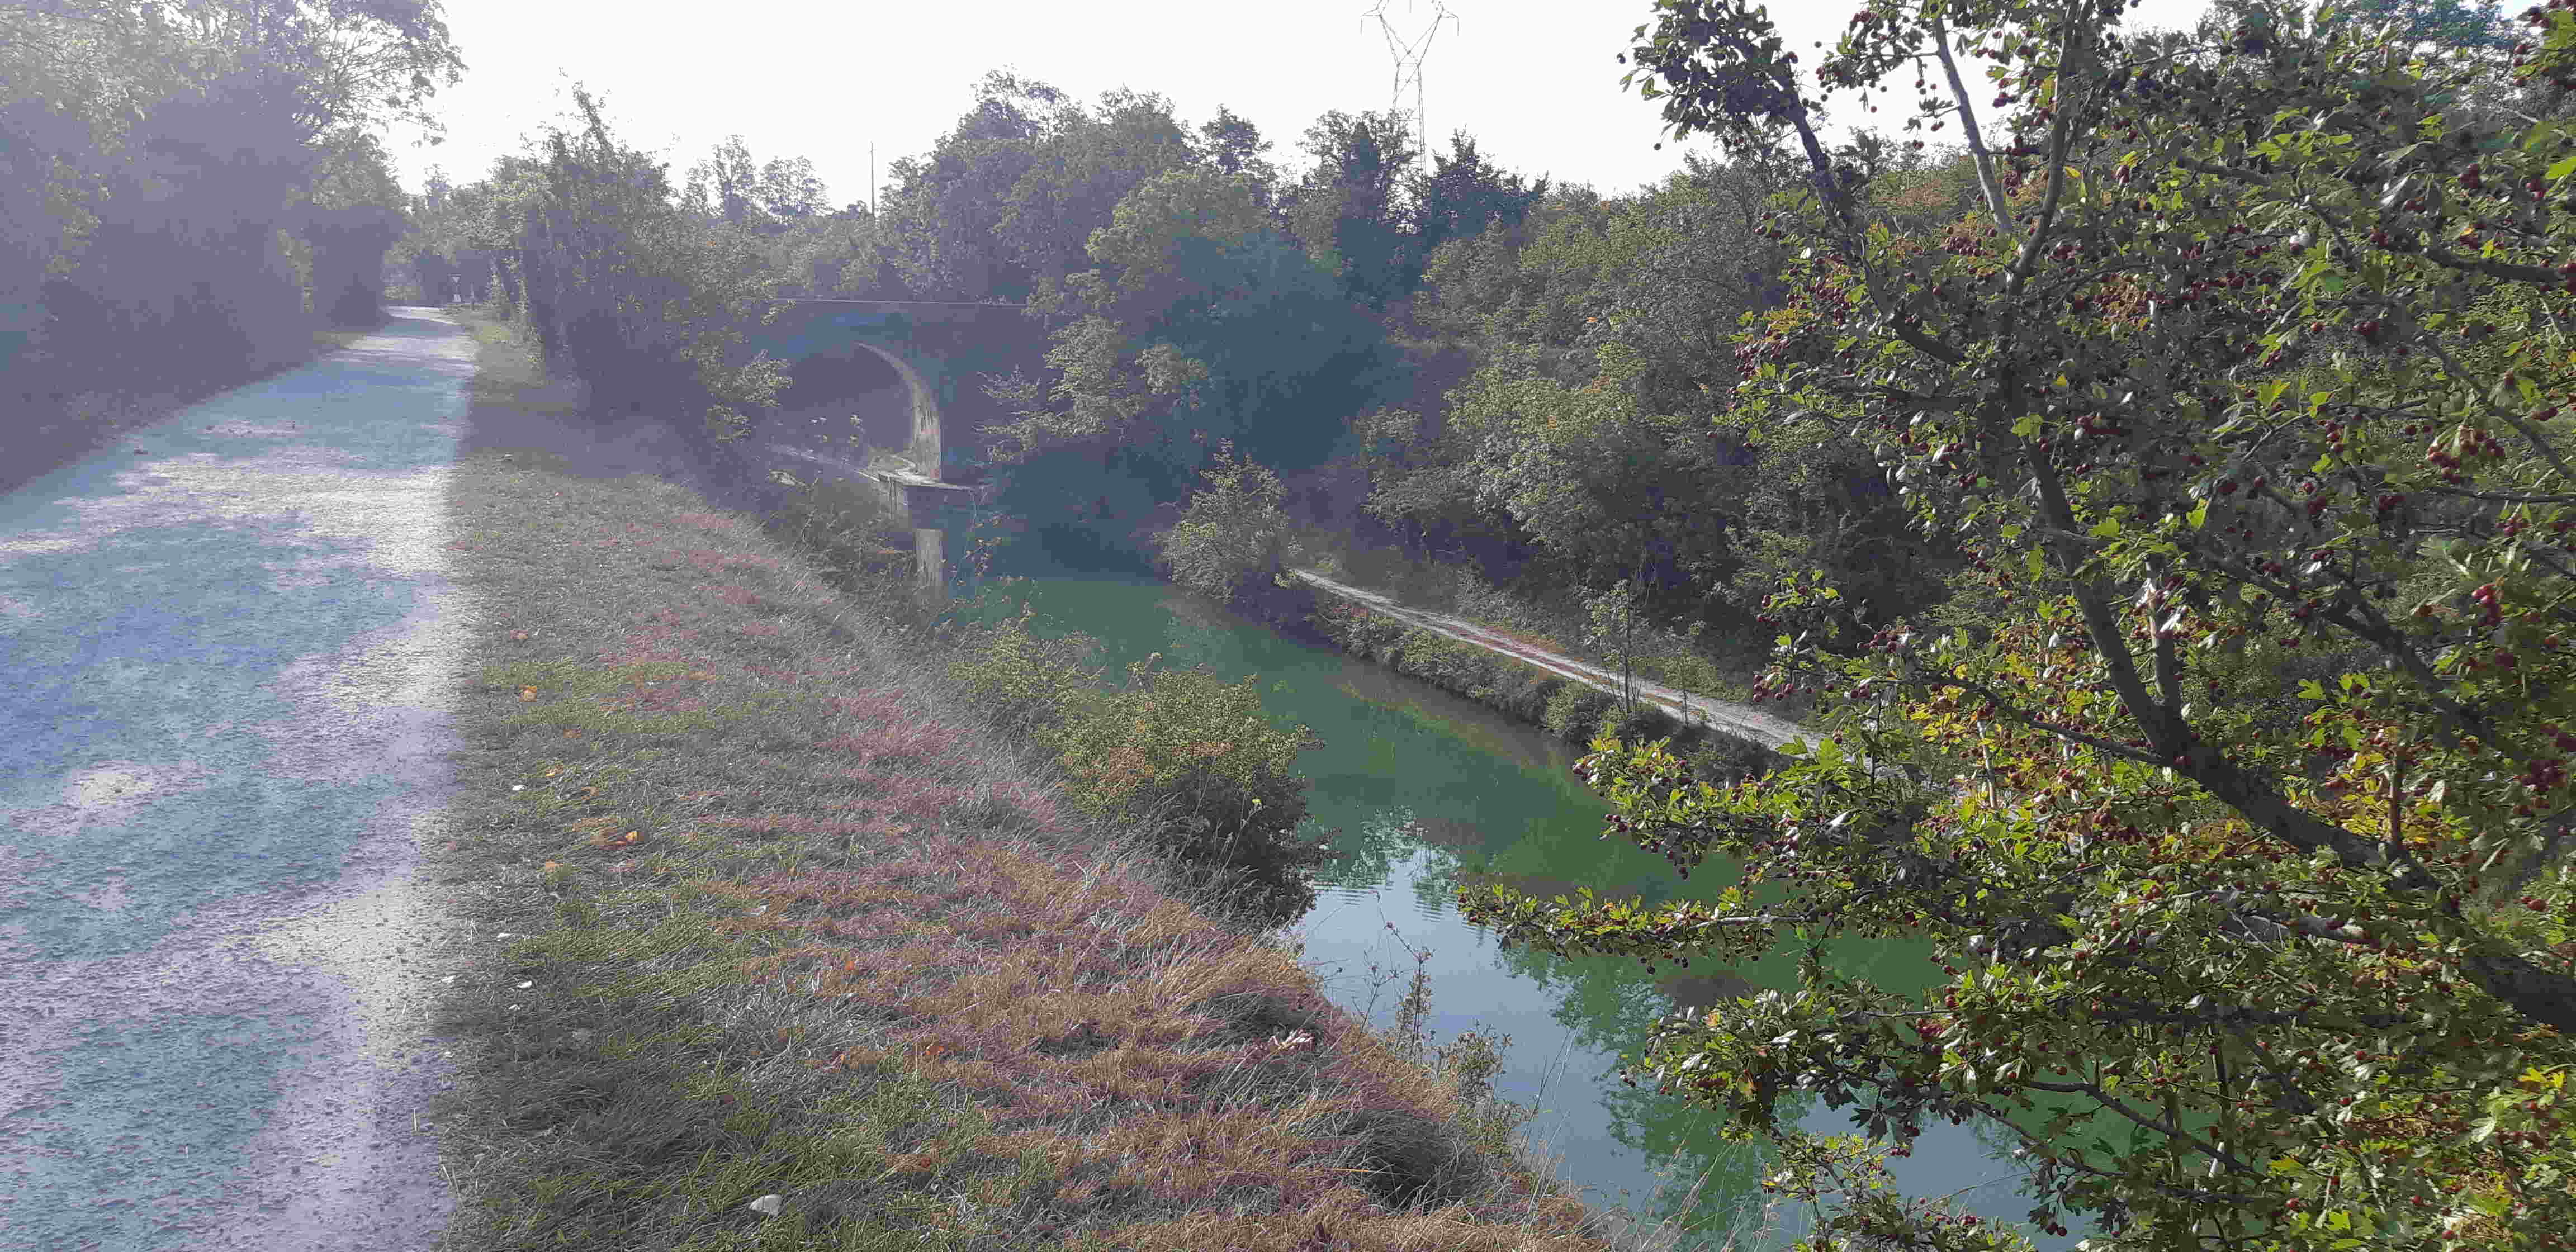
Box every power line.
[1363,0,1458,155]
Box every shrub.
[1156,444,1289,599]
[949,610,1333,924]
[944,606,1106,734]
[1539,683,1614,741]
[1595,699,1679,747]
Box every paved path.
[1285,568,1809,751]
[0,310,480,1251]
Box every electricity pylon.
[1363,0,1458,155]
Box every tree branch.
[1931,11,2023,254]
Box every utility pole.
[1363,0,1458,156]
[869,143,875,216]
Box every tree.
[983,164,1399,563]
[683,135,765,226]
[1439,342,1732,598]
[1,0,461,377]
[1406,130,1550,283]
[877,70,1056,300]
[756,154,828,222]
[1457,0,2576,1247]
[506,86,787,437]
[1283,108,1420,307]
[1156,441,1294,598]
[997,86,1196,291]
[1195,104,1282,208]
[155,0,466,144]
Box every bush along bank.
[1299,594,1782,788]
[425,315,1668,1252]
[941,603,1336,928]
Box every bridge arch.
[742,299,1052,478]
[733,300,1054,600]
[771,339,941,473]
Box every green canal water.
[957,572,2081,1250]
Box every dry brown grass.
[421,310,1690,1251]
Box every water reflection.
[960,576,2079,1250]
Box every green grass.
[422,310,1750,1252]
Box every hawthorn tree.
[1457,0,2576,1247]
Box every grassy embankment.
[422,310,1729,1251]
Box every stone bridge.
[732,299,1055,597]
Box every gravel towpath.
[1285,567,1810,751]
[1,309,484,1251]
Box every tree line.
[2,0,460,403]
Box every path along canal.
[949,572,2094,1251]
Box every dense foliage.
[1451,0,2576,1246]
[2,0,457,393]
[488,89,794,439]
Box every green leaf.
[2026,547,2047,578]
[2091,517,2122,539]
[2549,155,2576,180]
[2300,679,2328,700]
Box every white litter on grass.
[747,1194,783,1216]
[515,980,532,989]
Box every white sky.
[384,0,2218,208]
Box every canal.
[946,571,2086,1251]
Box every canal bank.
[1206,561,1792,788]
[944,570,2086,1251]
